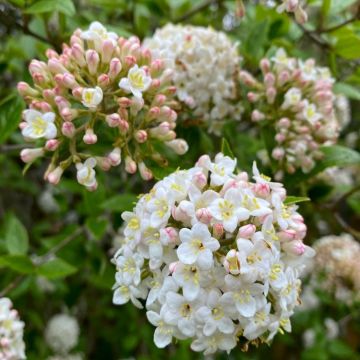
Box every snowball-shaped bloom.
[0,298,26,360]
[119,65,152,98]
[145,24,242,133]
[17,22,187,189]
[241,48,341,176]
[45,313,79,355]
[112,153,314,354]
[22,110,57,140]
[81,87,103,109]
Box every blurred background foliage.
[0,0,360,359]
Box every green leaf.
[37,258,77,279]
[329,339,357,359]
[5,214,29,255]
[284,196,310,205]
[321,0,331,18]
[25,0,75,16]
[85,217,108,240]
[0,95,24,144]
[333,82,360,100]
[100,194,138,212]
[334,35,360,59]
[0,255,34,274]
[221,138,235,159]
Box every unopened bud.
[62,122,76,138]
[83,128,97,144]
[17,82,39,97]
[105,113,121,127]
[86,49,100,75]
[47,167,64,185]
[193,171,208,189]
[20,148,44,163]
[98,74,110,88]
[237,224,256,239]
[251,110,265,122]
[125,156,137,174]
[101,39,115,63]
[283,240,305,256]
[135,130,148,143]
[195,208,212,224]
[108,147,121,166]
[45,139,60,151]
[213,223,224,239]
[138,162,153,180]
[165,139,188,155]
[108,58,122,80]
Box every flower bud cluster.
[17,22,187,190]
[112,153,314,354]
[311,233,360,305]
[0,298,26,360]
[145,24,242,134]
[240,48,340,174]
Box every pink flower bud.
[278,71,290,86]
[33,73,46,85]
[138,162,153,180]
[160,227,179,245]
[19,122,27,130]
[196,154,211,168]
[253,183,270,198]
[237,224,256,239]
[163,86,176,96]
[247,92,260,102]
[62,73,77,89]
[96,156,112,171]
[71,44,86,67]
[124,55,136,67]
[62,121,76,138]
[83,128,97,144]
[48,58,67,74]
[193,171,207,189]
[60,107,78,122]
[165,139,188,155]
[119,119,129,133]
[283,240,305,256]
[134,130,148,143]
[117,97,132,107]
[260,58,271,73]
[141,48,152,63]
[72,87,83,99]
[17,82,38,97]
[251,110,265,122]
[150,79,161,90]
[29,60,46,75]
[266,87,277,104]
[278,117,290,128]
[150,59,165,75]
[55,96,70,111]
[264,73,275,87]
[213,223,224,239]
[195,208,212,224]
[108,58,122,80]
[108,147,121,166]
[70,34,83,46]
[45,139,60,151]
[47,166,64,185]
[239,71,257,86]
[272,147,285,160]
[97,74,110,88]
[105,113,121,127]
[86,49,100,75]
[101,39,114,63]
[278,229,297,242]
[20,148,44,163]
[153,94,166,106]
[125,156,137,174]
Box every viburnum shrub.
[17,22,188,190]
[112,153,314,354]
[240,48,340,176]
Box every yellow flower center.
[129,70,145,89]
[32,116,47,135]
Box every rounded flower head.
[112,153,314,354]
[240,48,342,176]
[17,22,187,190]
[0,297,26,360]
[310,233,360,305]
[145,24,242,134]
[45,313,80,355]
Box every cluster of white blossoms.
[145,24,242,134]
[0,298,26,360]
[240,48,340,175]
[112,153,314,354]
[309,234,360,305]
[18,22,188,190]
[45,313,80,356]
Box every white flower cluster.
[240,48,341,175]
[112,153,314,354]
[310,233,360,305]
[45,314,80,356]
[145,24,241,134]
[0,298,26,360]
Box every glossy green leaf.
[284,196,310,205]
[37,258,77,279]
[25,0,76,16]
[0,255,34,274]
[333,82,360,100]
[221,138,235,159]
[5,214,29,255]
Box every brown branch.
[174,0,220,23]
[319,17,359,33]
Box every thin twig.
[331,184,360,211]
[0,276,24,298]
[298,23,331,49]
[319,17,358,33]
[334,213,360,240]
[174,0,219,23]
